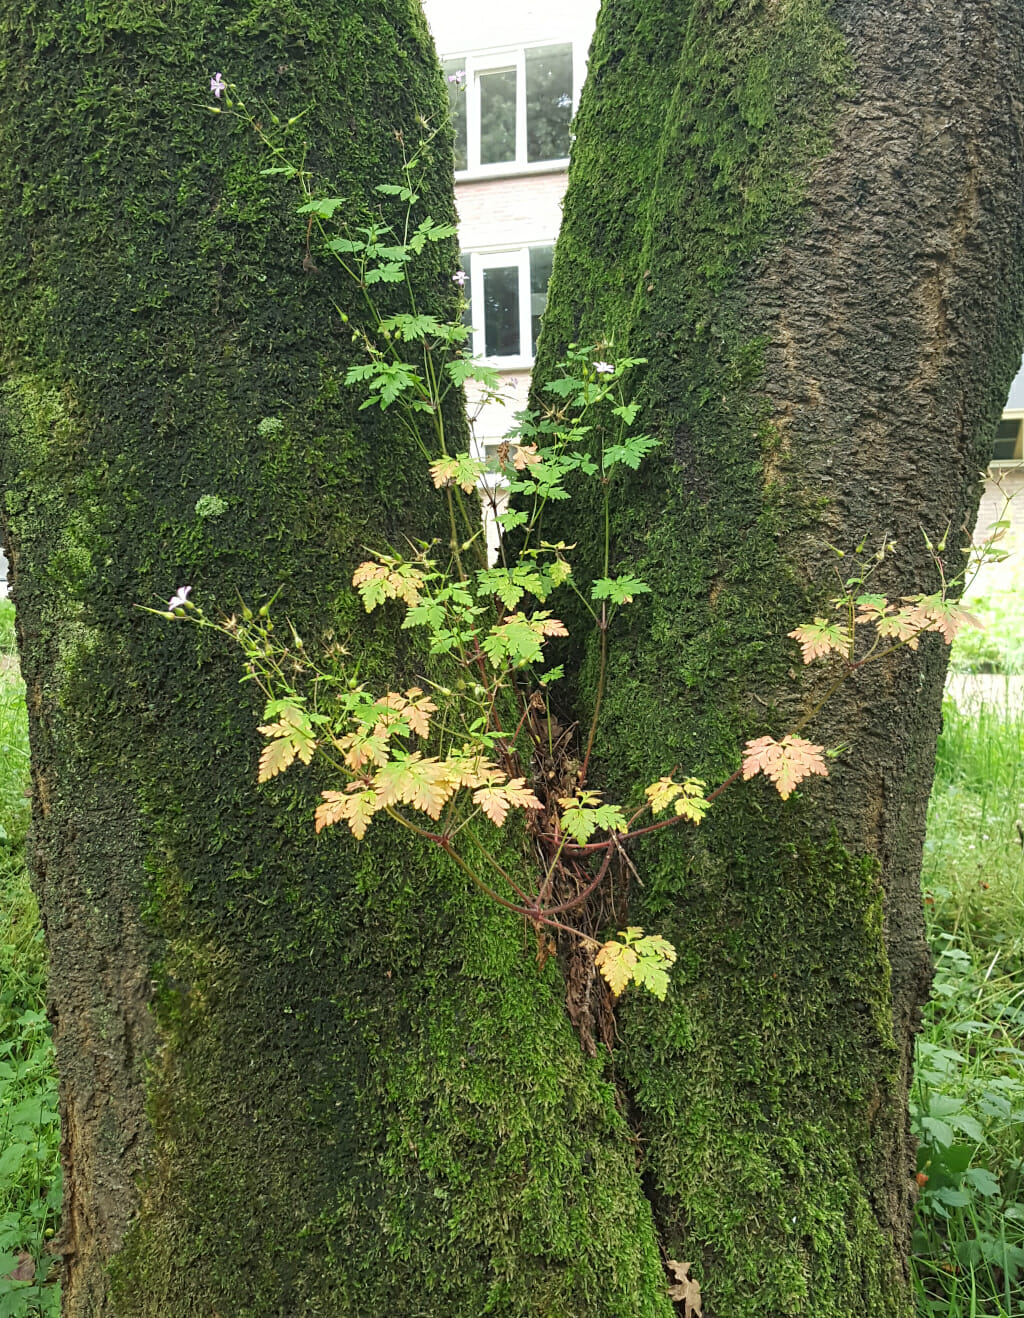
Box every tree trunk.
[532,0,1024,1313]
[0,4,669,1314]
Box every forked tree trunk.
[532,0,1024,1313]
[0,3,670,1314]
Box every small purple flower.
[452,270,467,287]
[167,586,192,612]
[593,361,614,374]
[210,72,227,99]
[447,70,466,87]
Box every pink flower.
[447,70,466,87]
[167,586,192,612]
[210,73,227,98]
[452,270,467,287]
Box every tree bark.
[0,3,669,1314]
[532,0,1024,1313]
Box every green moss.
[533,0,914,1313]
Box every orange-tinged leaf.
[742,734,828,800]
[667,1260,702,1316]
[472,776,543,826]
[538,616,568,637]
[430,456,460,489]
[402,688,437,737]
[373,753,456,819]
[595,940,638,996]
[338,730,391,771]
[315,787,379,839]
[258,737,297,783]
[788,617,849,663]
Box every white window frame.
[466,243,555,370]
[449,40,582,179]
[992,408,1024,466]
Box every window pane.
[443,60,467,171]
[483,265,520,357]
[459,251,472,330]
[529,246,554,355]
[993,418,1021,461]
[526,45,572,162]
[480,69,517,165]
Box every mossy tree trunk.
[531,0,1024,1314]
[0,4,671,1315]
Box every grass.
[0,588,1021,1314]
[912,689,1024,1315]
[0,598,61,1318]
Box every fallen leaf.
[5,1251,34,1283]
[667,1260,702,1316]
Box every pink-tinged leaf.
[904,595,985,645]
[742,734,828,800]
[538,616,568,637]
[853,593,892,624]
[447,754,504,789]
[788,617,849,663]
[315,787,379,839]
[873,606,928,649]
[595,940,638,996]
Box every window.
[460,246,555,365]
[992,412,1023,462]
[444,44,575,175]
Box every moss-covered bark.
[0,3,672,1314]
[533,0,1024,1314]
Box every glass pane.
[483,265,520,357]
[443,60,467,171]
[529,246,554,355]
[479,69,517,165]
[992,418,1021,461]
[459,251,472,330]
[526,45,572,162]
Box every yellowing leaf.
[352,557,425,610]
[742,734,828,800]
[258,737,297,783]
[595,940,638,996]
[472,777,543,826]
[429,454,486,493]
[315,787,379,839]
[646,776,684,814]
[373,753,456,819]
[538,616,568,637]
[873,605,927,649]
[674,783,709,823]
[788,617,849,663]
[446,753,504,789]
[338,730,391,771]
[256,703,316,783]
[667,1260,702,1316]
